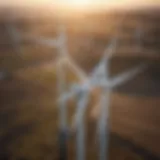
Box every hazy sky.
[1,0,159,8]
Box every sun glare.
[65,0,91,6]
[54,0,94,9]
[7,0,159,12]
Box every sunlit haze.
[1,0,159,10]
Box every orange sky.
[1,0,159,10]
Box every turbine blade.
[6,23,21,54]
[90,37,117,83]
[110,64,148,88]
[28,35,58,47]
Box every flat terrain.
[0,6,159,160]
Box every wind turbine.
[6,18,148,160]
[87,38,147,160]
[29,26,88,160]
[58,36,148,160]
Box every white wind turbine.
[26,26,88,160]
[58,35,147,160]
[6,18,147,160]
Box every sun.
[54,0,93,8]
[66,0,91,6]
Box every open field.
[0,6,159,160]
